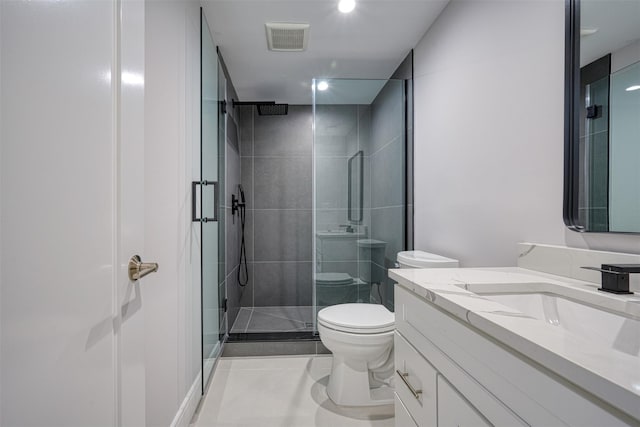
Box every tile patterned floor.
[230,306,314,333]
[191,356,394,427]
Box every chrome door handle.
[396,370,422,400]
[128,255,159,281]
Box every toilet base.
[326,355,394,407]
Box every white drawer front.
[395,393,418,427]
[438,376,491,427]
[395,331,437,427]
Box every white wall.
[413,0,640,267]
[144,0,201,425]
[0,3,4,422]
[611,39,640,73]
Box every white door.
[0,1,147,425]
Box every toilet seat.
[316,272,354,286]
[318,303,394,334]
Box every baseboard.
[170,374,202,427]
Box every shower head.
[232,99,289,116]
[257,103,288,116]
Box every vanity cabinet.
[437,376,491,427]
[394,331,437,426]
[394,330,522,427]
[395,394,418,427]
[394,285,635,427]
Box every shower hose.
[237,202,248,287]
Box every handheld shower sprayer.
[234,185,248,287]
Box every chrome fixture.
[396,370,422,400]
[128,255,159,281]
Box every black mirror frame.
[347,150,364,223]
[564,0,584,232]
[564,0,640,234]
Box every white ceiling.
[580,0,640,66]
[313,79,388,104]
[202,0,449,105]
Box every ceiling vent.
[265,22,309,52]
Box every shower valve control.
[232,185,246,218]
[232,194,245,216]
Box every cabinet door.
[438,376,491,427]
[395,332,438,426]
[395,394,419,427]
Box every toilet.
[315,239,388,307]
[396,250,459,269]
[317,249,459,407]
[315,272,358,306]
[318,303,395,406]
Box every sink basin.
[316,230,366,238]
[477,290,640,357]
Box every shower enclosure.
[225,77,409,345]
[313,79,407,326]
[200,11,226,390]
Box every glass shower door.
[313,79,406,328]
[201,10,225,392]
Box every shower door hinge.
[223,298,228,313]
[220,100,227,115]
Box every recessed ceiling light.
[338,0,356,14]
[626,85,640,92]
[317,81,329,91]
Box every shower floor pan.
[224,306,328,356]
[228,306,317,341]
[230,306,314,333]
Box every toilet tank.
[357,239,387,283]
[397,250,459,269]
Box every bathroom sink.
[316,230,366,238]
[466,285,640,357]
[390,267,640,422]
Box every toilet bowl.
[315,239,388,307]
[318,303,395,407]
[317,250,459,408]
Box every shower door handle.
[192,180,219,222]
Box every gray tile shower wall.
[315,104,373,295]
[238,105,313,307]
[225,79,243,329]
[369,80,406,310]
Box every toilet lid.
[397,250,459,268]
[315,272,354,285]
[318,303,394,334]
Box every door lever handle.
[128,255,159,281]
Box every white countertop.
[389,267,640,421]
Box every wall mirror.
[565,0,640,233]
[348,150,364,223]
